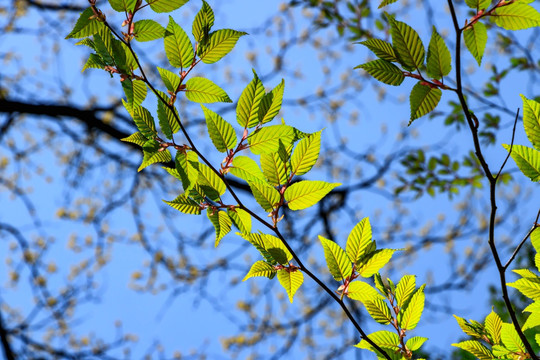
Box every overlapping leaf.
[319,236,352,281]
[501,323,526,353]
[502,144,540,182]
[248,125,295,155]
[164,16,194,69]
[398,285,425,330]
[355,330,400,358]
[277,270,303,303]
[395,275,416,308]
[261,146,288,186]
[507,269,540,300]
[199,29,247,64]
[207,210,232,247]
[227,208,251,234]
[258,80,285,124]
[484,310,502,344]
[388,16,425,71]
[156,91,180,140]
[359,38,398,62]
[364,298,393,325]
[355,60,404,86]
[409,82,442,123]
[237,71,265,128]
[243,261,276,281]
[82,53,105,72]
[285,181,340,211]
[121,132,147,147]
[290,130,322,176]
[185,77,232,103]
[452,340,493,360]
[464,22,487,66]
[247,180,280,212]
[133,105,157,139]
[357,249,397,277]
[139,140,172,171]
[122,79,147,116]
[202,105,236,152]
[229,156,266,182]
[345,217,373,265]
[520,95,540,150]
[197,163,226,198]
[164,194,201,215]
[108,0,137,12]
[192,0,214,43]
[66,7,104,39]
[175,151,199,191]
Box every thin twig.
[496,108,520,180]
[504,209,540,270]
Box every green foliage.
[145,0,188,13]
[354,60,404,86]
[65,7,104,39]
[133,20,165,42]
[164,16,194,69]
[207,209,232,247]
[388,16,425,71]
[202,105,237,152]
[236,71,265,128]
[426,27,451,79]
[464,22,488,66]
[184,77,232,103]
[409,82,442,123]
[284,181,340,211]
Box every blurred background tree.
[0,0,538,358]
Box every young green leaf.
[202,105,237,152]
[108,0,137,12]
[133,20,165,42]
[453,315,485,338]
[364,298,393,325]
[405,337,428,352]
[207,210,232,247]
[290,130,322,176]
[261,146,288,186]
[355,330,400,354]
[451,340,493,360]
[156,91,180,140]
[248,125,295,155]
[378,0,399,8]
[133,105,157,139]
[121,132,147,147]
[395,275,416,308]
[229,156,266,182]
[66,7,104,39]
[355,60,404,86]
[227,208,251,234]
[426,27,451,79]
[357,249,397,277]
[374,273,389,297]
[285,181,340,211]
[82,54,105,72]
[358,38,398,62]
[184,77,232,103]
[484,310,502,345]
[346,281,384,303]
[522,301,540,331]
[319,236,352,281]
[163,194,201,215]
[397,284,425,330]
[122,79,147,116]
[464,0,491,10]
[346,217,373,265]
[243,261,276,281]
[139,140,172,171]
[388,16,425,71]
[501,323,526,353]
[492,3,540,30]
[247,180,281,212]
[93,33,114,66]
[175,151,199,191]
[145,0,189,13]
[197,163,226,198]
[409,82,442,123]
[157,67,181,93]
[520,95,540,150]
[258,80,285,124]
[164,16,194,69]
[237,71,265,128]
[239,232,291,265]
[502,144,540,182]
[199,29,248,64]
[464,22,488,66]
[507,271,540,300]
[192,0,215,43]
[277,269,303,303]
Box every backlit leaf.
[346,217,373,265]
[492,3,540,30]
[290,130,322,176]
[247,180,281,212]
[501,323,526,352]
[452,340,493,360]
[365,298,393,325]
[202,105,237,152]
[197,163,226,198]
[164,194,201,215]
[192,0,214,43]
[185,77,232,103]
[243,261,276,281]
[133,20,165,42]
[357,249,397,277]
[520,95,540,150]
[164,16,194,69]
[145,0,189,13]
[319,236,352,281]
[464,22,487,66]
[277,269,303,303]
[121,132,147,147]
[347,281,384,303]
[464,0,491,10]
[229,156,266,182]
[406,337,428,351]
[484,310,502,345]
[355,59,404,86]
[248,125,295,155]
[66,7,104,39]
[199,29,247,64]
[398,284,425,330]
[358,38,398,62]
[395,275,416,308]
[207,210,232,247]
[175,151,199,191]
[409,82,442,123]
[157,67,181,93]
[139,140,172,171]
[261,144,288,186]
[258,80,285,124]
[156,91,180,140]
[227,208,251,234]
[507,271,540,300]
[108,0,137,12]
[237,71,265,128]
[388,16,425,71]
[82,53,105,72]
[426,27,451,79]
[502,144,540,182]
[285,181,340,211]
[133,105,157,139]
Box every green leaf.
[227,208,251,234]
[502,144,540,182]
[122,79,147,116]
[409,82,442,123]
[157,67,181,93]
[364,298,393,325]
[156,91,180,140]
[164,16,194,69]
[406,337,428,351]
[108,0,137,12]
[121,132,147,147]
[492,3,540,30]
[522,301,540,331]
[453,315,485,338]
[501,323,526,352]
[355,330,399,351]
[484,310,502,345]
[139,140,172,171]
[346,217,373,265]
[237,71,265,128]
[378,0,399,8]
[347,281,384,303]
[464,0,491,10]
[374,273,389,297]
[229,156,266,182]
[285,181,340,211]
[277,269,303,303]
[452,340,494,360]
[357,249,397,278]
[520,95,540,150]
[93,32,114,66]
[258,80,285,125]
[243,261,276,281]
[395,275,416,308]
[290,130,322,176]
[175,151,199,191]
[202,105,237,152]
[536,333,540,348]
[197,163,226,198]
[261,144,288,186]
[164,194,201,215]
[199,29,247,64]
[66,7,104,39]
[426,27,451,79]
[145,0,189,13]
[388,16,425,71]
[133,20,165,42]
[355,60,404,86]
[133,105,157,139]
[319,236,352,281]
[248,125,295,155]
[207,210,232,247]
[398,284,425,330]
[192,0,214,43]
[507,272,540,300]
[247,180,281,212]
[239,232,291,265]
[82,53,105,72]
[464,22,488,66]
[358,38,398,62]
[532,228,540,252]
[184,77,232,103]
